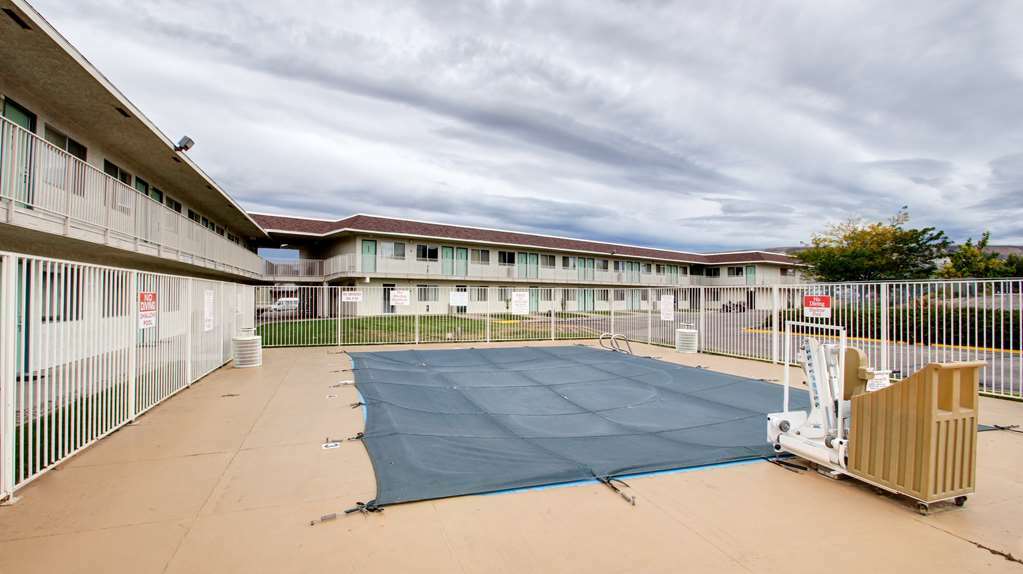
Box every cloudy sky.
[33,0,1023,251]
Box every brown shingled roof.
[249,212,799,266]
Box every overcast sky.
[32,0,1023,251]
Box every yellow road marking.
[741,327,1020,354]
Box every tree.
[796,209,951,281]
[937,232,1008,278]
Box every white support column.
[1,254,17,502]
[610,296,616,335]
[485,288,491,343]
[771,285,780,364]
[128,271,138,422]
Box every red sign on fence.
[138,291,157,329]
[803,294,831,319]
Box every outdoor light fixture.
[174,136,195,152]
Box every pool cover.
[350,346,810,506]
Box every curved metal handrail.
[611,334,633,355]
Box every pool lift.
[767,323,883,476]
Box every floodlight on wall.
[174,136,195,152]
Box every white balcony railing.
[0,116,265,278]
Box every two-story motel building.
[0,0,803,311]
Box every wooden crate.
[847,361,985,503]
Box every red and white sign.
[138,291,158,329]
[803,295,832,319]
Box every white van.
[271,297,299,312]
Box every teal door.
[577,258,594,281]
[361,240,377,273]
[528,253,538,278]
[455,248,468,276]
[3,99,36,207]
[627,290,641,311]
[529,286,539,313]
[745,265,756,285]
[441,246,454,275]
[517,253,539,279]
[580,288,594,311]
[667,265,679,284]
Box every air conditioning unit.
[675,326,698,353]
[233,328,263,368]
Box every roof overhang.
[1,0,267,239]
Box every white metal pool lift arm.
[772,322,848,472]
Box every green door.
[442,246,454,275]
[528,253,539,279]
[744,265,756,285]
[455,247,468,276]
[3,99,36,207]
[529,286,539,313]
[517,252,527,279]
[361,240,377,273]
[667,265,679,284]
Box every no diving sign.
[803,295,831,319]
[138,291,157,329]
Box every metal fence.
[255,280,1023,400]
[0,251,254,502]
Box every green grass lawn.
[257,314,607,346]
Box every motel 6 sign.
[802,294,832,319]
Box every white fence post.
[771,285,780,364]
[698,287,706,352]
[128,271,138,422]
[485,288,491,343]
[185,278,193,386]
[1,254,16,502]
[336,288,342,347]
[880,283,889,371]
[550,301,555,341]
[647,288,652,345]
[415,313,420,345]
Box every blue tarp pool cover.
[350,346,810,506]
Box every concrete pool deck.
[1,341,1021,573]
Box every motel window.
[691,267,705,276]
[680,266,689,275]
[708,290,721,302]
[642,263,652,274]
[727,266,743,277]
[383,242,405,259]
[597,289,609,302]
[44,125,87,161]
[498,251,516,266]
[540,288,554,301]
[613,261,624,272]
[471,249,490,265]
[416,285,439,302]
[3,98,37,132]
[705,267,721,277]
[416,244,439,261]
[540,254,556,268]
[150,187,164,203]
[215,226,225,236]
[134,177,150,197]
[781,268,796,277]
[655,264,665,275]
[471,286,489,302]
[498,287,511,302]
[187,209,201,223]
[597,259,609,271]
[165,196,182,213]
[641,290,649,301]
[562,256,576,270]
[103,160,132,186]
[614,289,625,301]
[562,289,576,302]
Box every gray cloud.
[31,0,1023,249]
